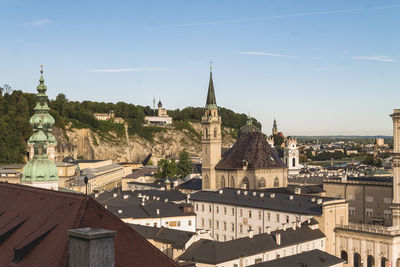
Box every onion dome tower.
[22,66,59,190]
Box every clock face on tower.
[292,152,296,157]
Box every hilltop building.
[145,99,172,125]
[201,68,288,190]
[22,67,59,190]
[93,110,124,124]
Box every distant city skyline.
[1,0,399,135]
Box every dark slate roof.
[124,166,158,180]
[261,184,325,195]
[248,249,344,267]
[215,132,286,170]
[0,182,178,267]
[178,225,325,264]
[206,71,217,107]
[96,192,195,219]
[176,178,202,191]
[132,189,187,202]
[129,224,195,249]
[190,188,339,215]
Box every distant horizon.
[1,0,399,136]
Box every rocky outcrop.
[53,123,235,163]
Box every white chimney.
[236,190,241,195]
[219,189,223,194]
[113,193,117,197]
[123,195,129,199]
[164,198,168,202]
[275,233,281,245]
[289,195,294,200]
[118,209,122,214]
[248,230,254,238]
[252,192,257,196]
[244,191,248,196]
[270,193,275,198]
[260,193,264,197]
[292,222,297,230]
[156,209,160,215]
[317,199,323,205]
[297,221,302,228]
[104,205,107,209]
[311,197,316,202]
[94,193,99,198]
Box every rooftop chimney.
[123,195,129,199]
[266,226,271,234]
[67,228,116,267]
[260,193,264,197]
[113,193,117,197]
[289,195,294,200]
[156,209,160,215]
[248,229,254,238]
[292,222,297,230]
[297,221,302,228]
[94,193,99,198]
[244,191,248,196]
[218,189,223,194]
[236,190,241,195]
[270,193,275,198]
[317,199,323,205]
[275,233,281,245]
[118,209,122,214]
[252,192,257,197]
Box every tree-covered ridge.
[0,88,262,163]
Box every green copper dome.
[22,66,59,185]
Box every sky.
[1,0,399,136]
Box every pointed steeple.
[272,118,278,135]
[205,63,217,109]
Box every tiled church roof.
[215,131,287,170]
[0,182,178,267]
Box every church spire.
[272,118,278,135]
[205,62,217,109]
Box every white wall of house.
[122,215,196,232]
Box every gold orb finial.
[40,65,43,74]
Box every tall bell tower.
[391,109,400,227]
[201,65,221,190]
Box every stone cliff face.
[53,123,236,163]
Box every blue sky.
[1,0,399,135]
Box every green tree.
[155,158,178,178]
[177,150,192,178]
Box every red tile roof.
[0,182,178,267]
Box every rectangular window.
[286,215,289,223]
[196,204,198,211]
[267,212,270,221]
[240,209,243,217]
[248,210,252,218]
[258,226,262,234]
[224,207,227,215]
[231,223,235,232]
[366,196,374,202]
[321,240,324,247]
[154,222,157,227]
[239,224,243,234]
[349,207,356,216]
[384,210,392,219]
[188,220,192,226]
[348,194,355,200]
[216,206,219,213]
[223,221,227,231]
[209,205,212,212]
[248,225,252,231]
[366,208,373,217]
[216,234,219,241]
[384,198,392,204]
[208,219,212,228]
[258,211,262,220]
[216,220,219,229]
[170,221,177,227]
[276,214,280,223]
[201,218,204,227]
[177,221,181,227]
[201,204,204,212]
[231,207,235,216]
[223,235,226,242]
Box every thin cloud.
[88,67,169,73]
[25,19,52,28]
[352,56,397,62]
[315,67,354,71]
[240,51,298,58]
[168,5,400,27]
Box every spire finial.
[210,61,212,72]
[40,65,43,75]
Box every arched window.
[203,175,210,189]
[258,178,266,188]
[381,257,388,267]
[292,157,296,167]
[354,253,361,267]
[274,177,279,187]
[367,255,374,267]
[220,176,225,188]
[242,177,249,189]
[205,127,208,138]
[340,251,348,263]
[230,176,235,188]
[214,127,217,138]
